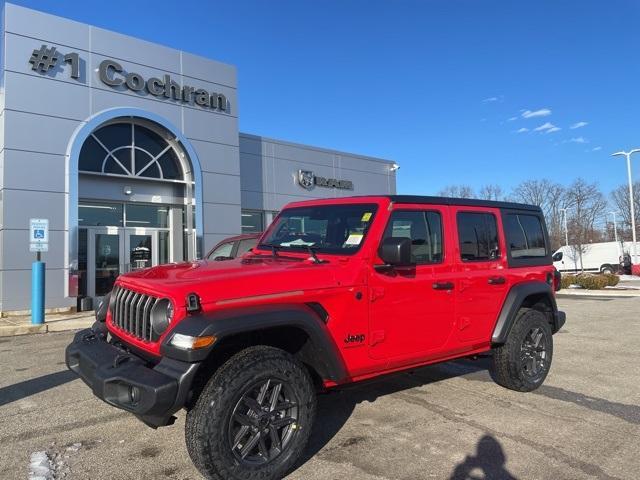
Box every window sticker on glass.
[279,238,316,247]
[361,212,373,222]
[344,234,364,246]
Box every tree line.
[437,179,640,251]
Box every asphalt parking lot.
[1,296,639,480]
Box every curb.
[557,290,640,298]
[0,324,48,337]
[0,315,94,337]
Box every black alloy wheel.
[520,326,548,380]
[228,378,300,465]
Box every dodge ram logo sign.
[297,170,315,190]
[296,170,354,191]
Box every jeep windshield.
[258,204,378,255]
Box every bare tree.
[478,184,504,201]
[610,182,640,241]
[564,179,607,270]
[438,185,475,198]
[511,179,567,250]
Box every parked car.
[66,195,565,480]
[552,241,630,274]
[205,233,261,261]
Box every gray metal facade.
[0,3,396,312]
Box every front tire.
[186,346,316,480]
[491,308,553,392]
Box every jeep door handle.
[488,276,506,285]
[432,281,454,290]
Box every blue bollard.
[31,261,45,325]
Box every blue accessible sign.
[29,218,49,252]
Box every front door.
[368,206,456,362]
[87,227,124,298]
[125,229,159,272]
[86,227,161,298]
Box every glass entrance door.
[85,228,162,298]
[125,230,159,272]
[87,228,123,298]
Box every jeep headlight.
[150,298,174,337]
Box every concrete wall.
[0,3,239,311]
[239,133,397,215]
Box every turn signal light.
[170,333,216,350]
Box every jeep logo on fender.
[344,333,365,344]
[296,170,354,191]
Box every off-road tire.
[185,345,316,480]
[491,308,553,392]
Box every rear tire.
[185,346,316,480]
[601,264,614,274]
[491,308,553,392]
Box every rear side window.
[383,210,443,264]
[457,212,499,261]
[504,214,547,258]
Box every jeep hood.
[116,254,357,305]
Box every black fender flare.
[160,304,348,383]
[492,281,563,345]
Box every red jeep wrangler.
[66,195,565,480]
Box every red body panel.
[106,196,556,384]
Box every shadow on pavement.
[295,356,492,471]
[449,434,518,480]
[0,370,77,407]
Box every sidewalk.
[0,311,94,337]
[557,287,640,298]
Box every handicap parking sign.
[29,219,49,251]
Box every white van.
[552,241,634,274]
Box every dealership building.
[0,4,397,312]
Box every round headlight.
[150,298,174,337]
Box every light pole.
[609,211,619,243]
[612,149,640,263]
[560,208,569,246]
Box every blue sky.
[7,0,640,196]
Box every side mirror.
[552,252,563,262]
[377,237,412,270]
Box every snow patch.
[29,451,52,480]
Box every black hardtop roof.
[387,195,541,212]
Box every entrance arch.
[65,108,204,298]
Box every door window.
[382,211,443,264]
[94,234,120,295]
[129,235,153,270]
[208,241,234,260]
[457,212,499,261]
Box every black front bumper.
[65,326,200,427]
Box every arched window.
[79,120,184,181]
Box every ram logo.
[297,170,315,190]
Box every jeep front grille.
[110,286,158,342]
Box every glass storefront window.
[126,204,169,228]
[79,203,123,227]
[241,210,264,233]
[78,229,87,297]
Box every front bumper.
[65,326,199,427]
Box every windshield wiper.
[258,243,282,258]
[288,245,326,264]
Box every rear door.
[452,207,510,343]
